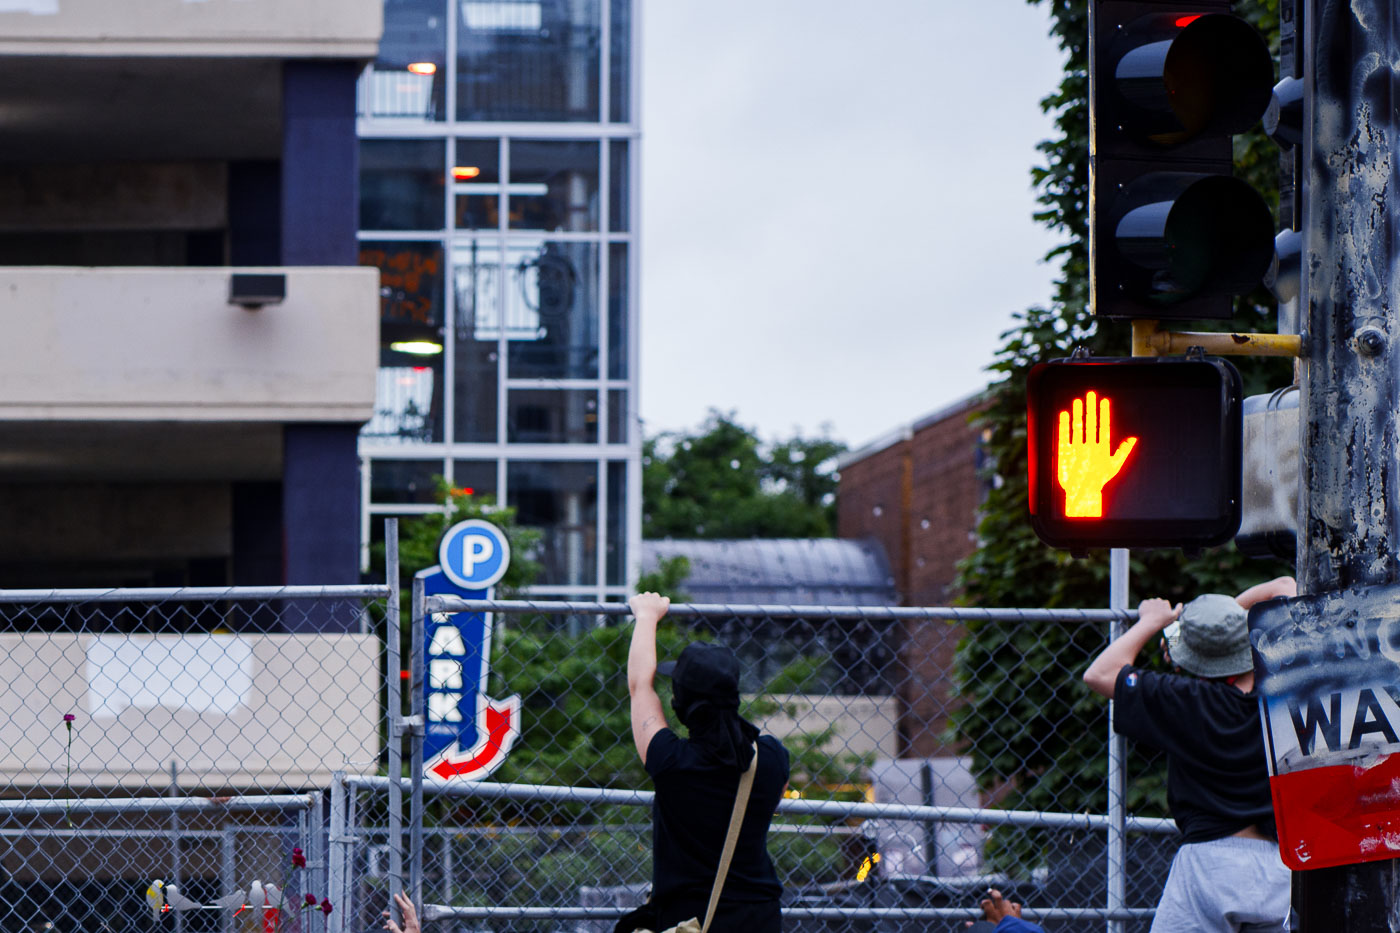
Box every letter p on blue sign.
[439,519,511,590]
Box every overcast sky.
[638,1,1068,451]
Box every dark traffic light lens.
[1115,173,1275,304]
[1115,13,1273,146]
[1164,14,1274,138]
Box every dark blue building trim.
[283,424,361,629]
[282,61,360,266]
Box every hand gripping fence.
[0,526,1177,933]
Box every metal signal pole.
[1295,0,1400,926]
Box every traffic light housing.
[1090,2,1276,320]
[1026,357,1243,550]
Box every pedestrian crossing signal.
[1026,357,1242,550]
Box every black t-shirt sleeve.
[1113,665,1199,754]
[760,734,792,782]
[645,728,683,778]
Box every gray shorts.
[1150,835,1292,933]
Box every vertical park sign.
[415,519,521,781]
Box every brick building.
[836,392,990,757]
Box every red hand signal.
[1056,391,1138,518]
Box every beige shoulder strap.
[700,742,759,933]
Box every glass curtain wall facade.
[357,0,640,599]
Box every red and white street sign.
[1251,585,1400,870]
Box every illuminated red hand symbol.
[1056,391,1137,518]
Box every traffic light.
[1090,2,1277,320]
[1026,356,1242,550]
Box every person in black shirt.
[1083,578,1295,933]
[618,592,790,933]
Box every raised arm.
[1236,576,1296,610]
[1082,597,1180,698]
[627,592,671,764]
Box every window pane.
[451,239,502,443]
[360,139,445,231]
[360,241,447,443]
[361,240,446,333]
[608,139,629,232]
[607,460,626,584]
[509,140,600,233]
[366,361,443,443]
[456,0,601,122]
[451,337,499,443]
[359,0,447,120]
[450,460,499,499]
[506,240,599,379]
[371,459,442,504]
[453,138,501,230]
[508,461,598,586]
[508,389,598,443]
[609,0,630,123]
[608,243,627,379]
[608,389,627,443]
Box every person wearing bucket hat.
[1083,577,1296,933]
[618,592,789,933]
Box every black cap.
[657,642,740,697]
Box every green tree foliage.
[950,0,1292,833]
[634,555,692,601]
[643,410,846,539]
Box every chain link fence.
[335,593,1179,933]
[0,551,1181,931]
[0,584,392,933]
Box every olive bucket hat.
[1163,593,1254,678]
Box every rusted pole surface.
[1296,0,1400,926]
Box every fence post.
[410,552,426,912]
[306,793,326,933]
[169,759,184,933]
[1106,548,1129,933]
[296,806,310,933]
[326,773,348,933]
[221,824,236,933]
[386,518,404,906]
[324,773,344,930]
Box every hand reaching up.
[383,893,420,933]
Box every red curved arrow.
[430,703,516,780]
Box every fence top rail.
[343,775,1177,834]
[0,793,320,815]
[0,584,393,603]
[423,905,1160,921]
[423,597,1136,623]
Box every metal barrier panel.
[0,583,392,933]
[362,598,1178,933]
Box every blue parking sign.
[420,518,519,781]
[438,519,511,590]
